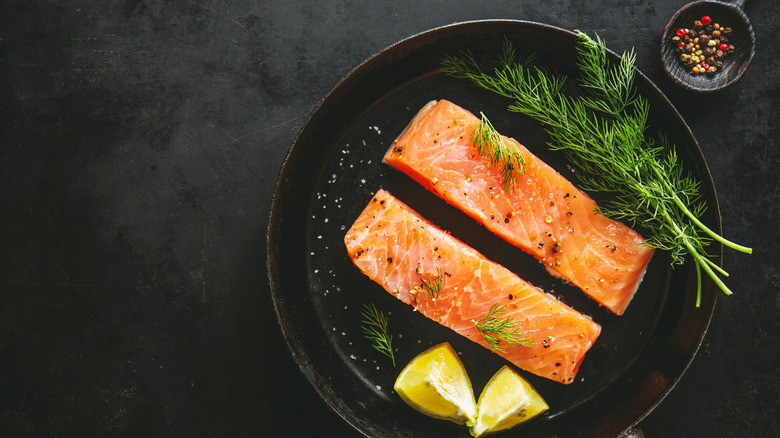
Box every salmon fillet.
[345,189,601,384]
[383,100,654,315]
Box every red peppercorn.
[701,62,710,69]
[701,16,712,25]
[678,42,685,47]
[719,43,729,51]
[676,28,687,37]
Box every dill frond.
[471,113,526,192]
[361,303,395,367]
[473,303,533,353]
[418,266,444,303]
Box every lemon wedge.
[394,342,477,425]
[470,365,549,436]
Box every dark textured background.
[1,1,778,437]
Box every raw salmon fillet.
[384,100,654,315]
[345,189,601,384]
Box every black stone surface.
[1,1,777,437]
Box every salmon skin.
[345,189,601,384]
[383,100,654,315]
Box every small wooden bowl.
[661,0,755,93]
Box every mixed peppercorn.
[673,15,734,75]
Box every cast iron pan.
[267,20,719,438]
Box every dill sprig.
[417,266,444,303]
[471,112,526,192]
[442,31,752,306]
[361,303,395,367]
[472,303,534,353]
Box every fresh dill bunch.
[360,303,395,367]
[442,31,752,306]
[418,266,444,303]
[472,303,534,353]
[471,112,526,192]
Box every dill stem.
[651,165,753,254]
[671,192,753,254]
[669,215,735,305]
[703,256,728,277]
[645,174,734,302]
[690,241,734,302]
[693,256,703,308]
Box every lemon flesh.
[470,365,549,437]
[394,342,477,425]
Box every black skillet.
[267,20,720,438]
